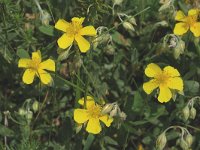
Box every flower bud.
[185,134,193,147]
[110,106,118,117]
[122,22,135,32]
[32,100,39,113]
[106,44,115,55]
[40,10,51,25]
[189,107,196,119]
[119,112,127,120]
[180,139,189,150]
[128,17,137,25]
[113,0,123,5]
[173,40,185,59]
[101,103,113,115]
[18,108,26,116]
[26,110,33,121]
[156,133,167,150]
[182,106,190,121]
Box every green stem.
[95,6,150,40]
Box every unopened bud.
[182,106,190,121]
[26,111,33,120]
[106,44,115,55]
[173,40,185,59]
[18,108,26,116]
[101,103,113,115]
[40,10,51,25]
[156,133,167,150]
[180,139,189,150]
[128,17,137,25]
[32,101,39,113]
[122,22,135,32]
[119,112,127,120]
[185,134,193,147]
[189,107,196,119]
[110,106,118,117]
[113,0,123,5]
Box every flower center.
[66,21,82,35]
[186,15,197,26]
[155,72,169,86]
[87,104,102,118]
[28,58,40,71]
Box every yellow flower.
[74,96,113,134]
[18,50,55,84]
[173,9,200,37]
[143,63,183,103]
[55,17,97,53]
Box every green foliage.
[0,0,200,149]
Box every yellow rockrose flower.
[55,17,97,53]
[143,63,183,103]
[18,50,55,85]
[74,96,113,134]
[173,9,200,37]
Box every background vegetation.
[0,0,200,149]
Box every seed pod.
[156,133,167,150]
[32,100,39,113]
[189,107,196,119]
[185,134,193,147]
[182,106,190,121]
[122,22,135,32]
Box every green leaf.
[104,136,118,146]
[132,91,144,112]
[0,124,14,137]
[39,25,54,36]
[16,49,30,58]
[184,80,199,95]
[83,134,95,150]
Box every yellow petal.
[22,69,36,84]
[188,9,199,16]
[145,63,162,77]
[190,22,200,37]
[40,59,55,71]
[143,79,159,94]
[86,118,101,134]
[32,50,41,63]
[175,11,186,21]
[38,69,52,84]
[71,17,85,25]
[18,59,31,68]
[74,109,89,123]
[79,26,97,36]
[55,19,70,32]
[173,23,189,35]
[75,34,90,53]
[158,86,172,103]
[57,33,74,49]
[163,66,180,77]
[78,96,95,108]
[167,77,183,91]
[99,115,113,127]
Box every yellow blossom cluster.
[174,9,200,37]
